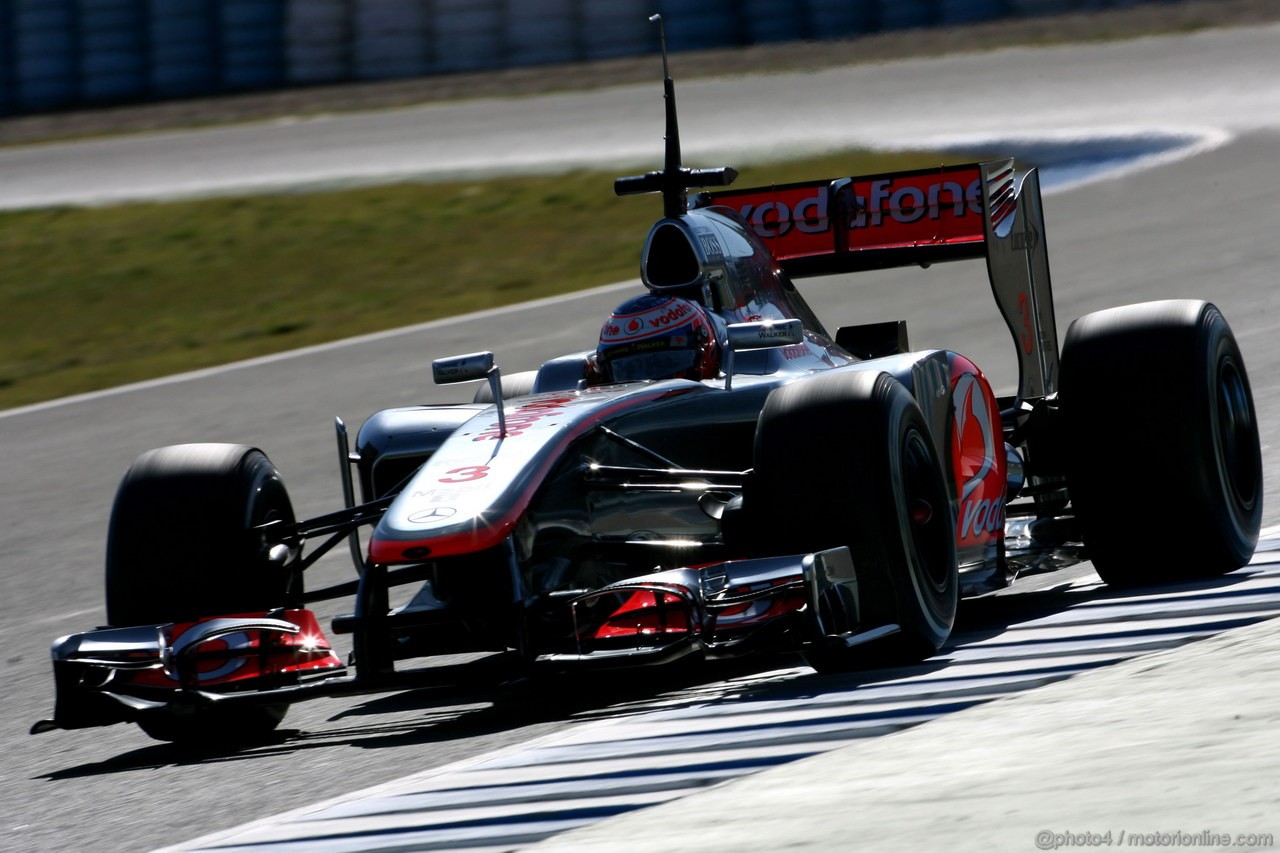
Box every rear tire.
[105,443,298,743]
[751,371,958,671]
[1060,300,1262,586]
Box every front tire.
[105,443,298,743]
[751,371,958,671]
[1060,300,1262,586]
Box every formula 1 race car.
[33,25,1262,745]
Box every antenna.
[654,13,670,81]
[614,15,737,218]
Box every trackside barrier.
[352,0,429,80]
[0,5,10,115]
[880,0,937,30]
[506,0,577,67]
[0,0,1196,117]
[220,0,284,89]
[580,0,651,60]
[284,0,348,84]
[149,0,220,99]
[807,0,878,37]
[433,0,503,73]
[8,0,78,112]
[79,0,147,103]
[657,0,740,52]
[743,0,809,44]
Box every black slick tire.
[1060,300,1262,586]
[751,371,958,671]
[104,443,298,743]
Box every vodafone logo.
[474,395,573,441]
[961,496,1003,539]
[600,298,697,344]
[648,302,693,327]
[736,177,983,239]
[858,177,981,227]
[741,194,830,238]
[951,372,1004,543]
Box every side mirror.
[432,351,509,438]
[723,319,804,390]
[726,319,804,351]
[432,351,495,384]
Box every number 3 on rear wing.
[696,159,1060,404]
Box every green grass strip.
[0,149,971,409]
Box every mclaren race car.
[34,25,1262,744]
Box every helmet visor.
[606,348,699,382]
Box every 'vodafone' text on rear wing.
[697,160,1059,403]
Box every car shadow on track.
[35,654,799,780]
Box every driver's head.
[594,295,722,383]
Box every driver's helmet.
[594,294,723,383]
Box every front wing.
[33,547,893,733]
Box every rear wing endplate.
[699,160,1059,402]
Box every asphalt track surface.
[161,544,1280,852]
[3,22,1280,853]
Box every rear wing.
[697,160,1060,402]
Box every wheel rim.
[901,427,952,590]
[1216,355,1260,512]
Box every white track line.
[0,280,638,421]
